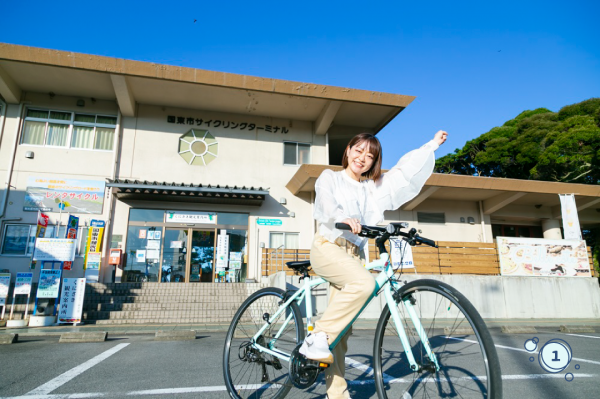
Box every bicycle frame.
[251,252,440,372]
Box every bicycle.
[223,222,502,398]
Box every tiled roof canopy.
[107,179,268,206]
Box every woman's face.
[346,140,374,179]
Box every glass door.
[161,229,188,283]
[190,230,215,282]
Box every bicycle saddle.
[286,260,311,274]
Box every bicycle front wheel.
[373,279,502,399]
[223,287,305,399]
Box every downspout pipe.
[0,102,25,220]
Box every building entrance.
[161,229,215,283]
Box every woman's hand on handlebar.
[340,218,362,234]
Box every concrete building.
[1,43,599,289]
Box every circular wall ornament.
[178,129,218,166]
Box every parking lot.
[1,328,599,398]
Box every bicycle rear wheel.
[223,287,305,399]
[373,279,502,399]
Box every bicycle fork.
[384,284,440,372]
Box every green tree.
[435,98,600,184]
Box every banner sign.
[63,215,80,271]
[216,231,230,271]
[559,194,582,240]
[15,272,33,295]
[0,273,10,306]
[33,238,77,262]
[256,218,282,226]
[37,269,62,298]
[84,220,105,270]
[165,211,216,224]
[58,278,86,323]
[498,237,591,277]
[31,211,50,270]
[23,177,105,214]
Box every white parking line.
[566,333,600,340]
[3,374,597,399]
[447,336,600,366]
[24,343,130,396]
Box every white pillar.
[542,219,562,239]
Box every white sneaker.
[299,332,333,364]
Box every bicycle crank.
[288,343,328,389]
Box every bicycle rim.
[374,280,501,399]
[224,288,304,399]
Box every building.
[1,43,599,288]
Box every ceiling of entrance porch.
[0,43,414,134]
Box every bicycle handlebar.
[334,222,437,248]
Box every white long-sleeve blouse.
[313,139,439,248]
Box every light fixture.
[260,242,265,248]
[288,212,295,218]
[460,217,465,223]
[279,197,287,205]
[25,151,34,159]
[76,99,85,107]
[534,204,542,209]
[467,217,475,225]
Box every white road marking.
[447,336,600,366]
[24,343,130,396]
[566,333,600,340]
[3,374,597,399]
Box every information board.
[33,238,77,262]
[0,273,10,306]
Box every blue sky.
[2,1,599,168]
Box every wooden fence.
[262,241,596,277]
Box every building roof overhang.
[0,43,414,137]
[287,165,600,225]
[107,179,268,206]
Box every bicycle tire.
[223,287,305,399]
[373,279,502,399]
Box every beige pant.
[311,234,376,399]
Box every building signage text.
[167,116,290,134]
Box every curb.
[0,333,18,344]
[559,325,596,333]
[154,330,197,341]
[59,332,108,343]
[501,326,538,334]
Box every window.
[270,232,299,249]
[1,224,89,256]
[284,142,310,165]
[417,212,446,224]
[21,108,117,151]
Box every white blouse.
[314,139,439,248]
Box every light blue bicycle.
[223,223,502,398]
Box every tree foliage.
[435,98,600,184]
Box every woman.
[299,130,448,399]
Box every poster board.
[58,278,86,324]
[14,272,33,295]
[497,237,591,277]
[37,269,62,298]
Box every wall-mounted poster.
[497,237,591,277]
[23,177,105,214]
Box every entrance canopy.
[107,179,268,206]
